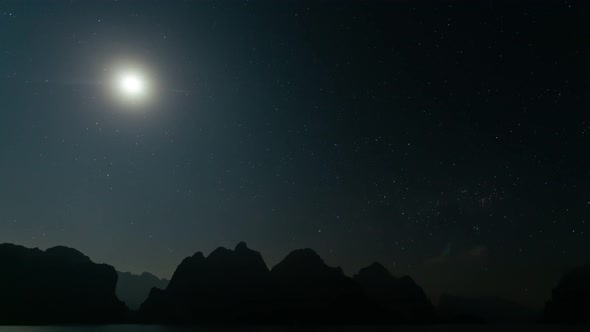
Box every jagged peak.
[175,252,205,269]
[45,246,91,263]
[235,241,249,252]
[0,243,43,255]
[272,248,343,277]
[284,248,322,260]
[191,251,205,260]
[207,246,234,261]
[118,271,166,282]
[353,262,398,283]
[362,262,391,275]
[368,261,387,270]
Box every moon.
[107,63,155,108]
[118,72,146,98]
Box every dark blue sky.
[0,0,588,307]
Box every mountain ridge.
[0,242,575,325]
[0,243,128,324]
[138,242,434,324]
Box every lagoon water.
[0,326,586,332]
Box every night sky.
[1,0,588,308]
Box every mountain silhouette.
[544,263,590,323]
[116,271,169,310]
[139,244,436,324]
[4,241,555,325]
[438,293,539,323]
[140,242,271,323]
[268,248,369,323]
[0,243,128,324]
[353,262,435,322]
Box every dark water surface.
[0,325,585,332]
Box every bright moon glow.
[118,72,146,97]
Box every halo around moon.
[106,61,155,110]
